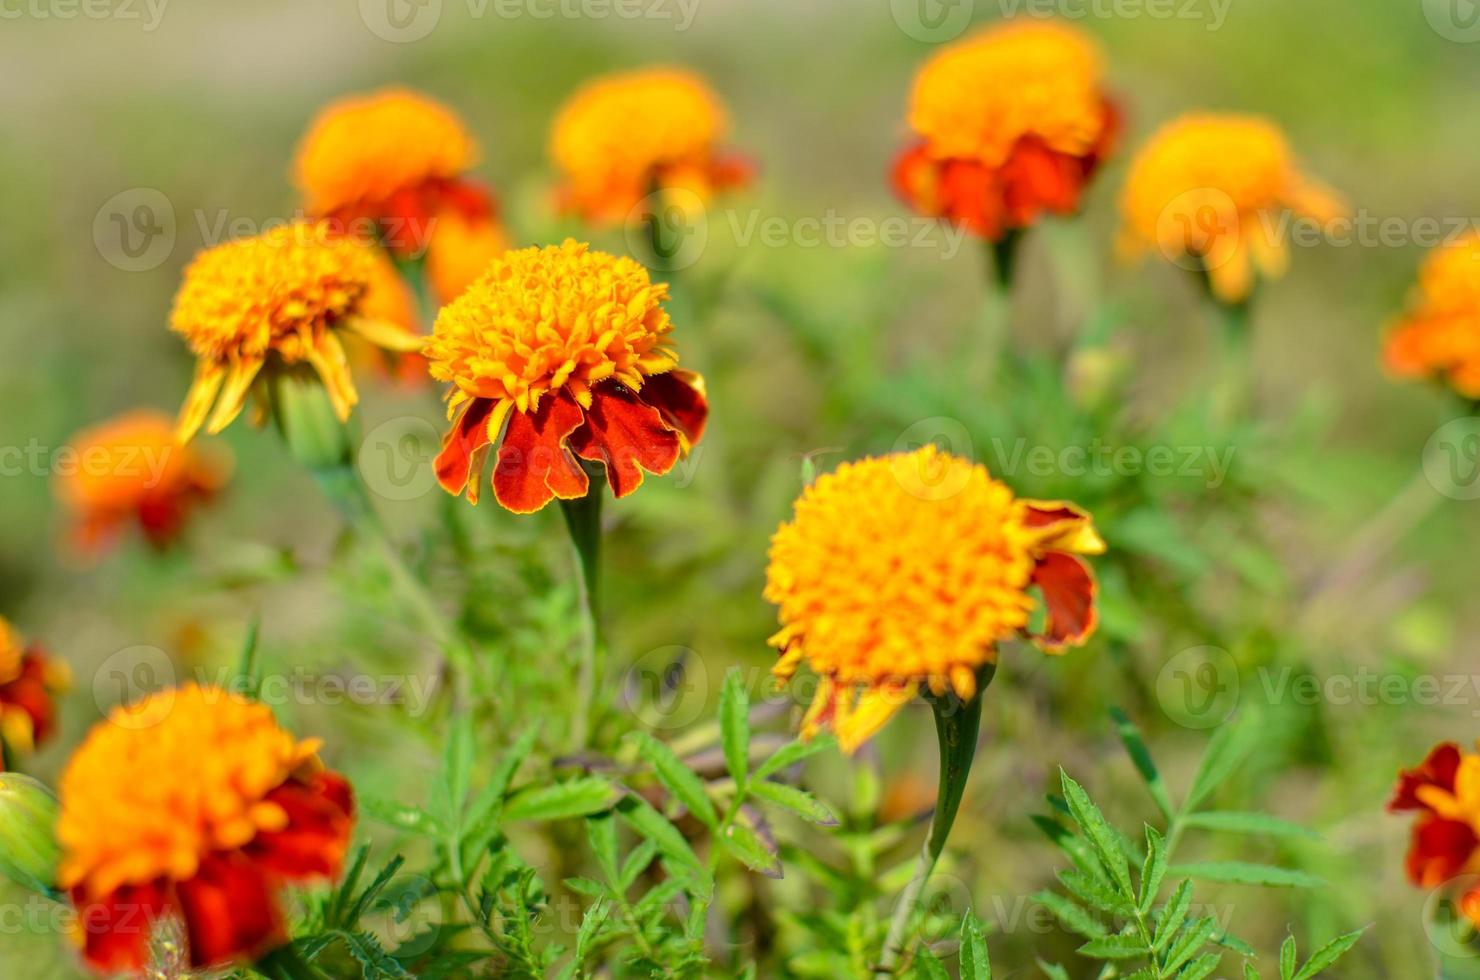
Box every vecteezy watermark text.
[358,0,700,43]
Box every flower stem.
[879,665,994,972]
[1208,295,1252,427]
[559,462,606,750]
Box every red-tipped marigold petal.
[1406,814,1479,888]
[1029,552,1098,652]
[638,369,709,446]
[247,772,355,881]
[493,393,588,514]
[570,384,681,499]
[1391,743,1463,812]
[175,852,283,969]
[73,881,171,974]
[435,399,496,500]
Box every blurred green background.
[3,0,1480,976]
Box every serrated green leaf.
[1037,961,1070,980]
[574,899,610,962]
[362,797,443,836]
[720,820,782,878]
[1185,714,1258,812]
[1163,916,1218,974]
[1169,862,1322,888]
[960,912,992,980]
[720,668,750,788]
[1292,929,1364,980]
[633,732,719,828]
[1182,811,1319,839]
[1110,707,1174,819]
[1059,771,1134,900]
[913,946,950,980]
[753,736,835,781]
[502,777,619,823]
[615,795,707,879]
[749,780,838,825]
[1281,935,1297,980]
[442,714,474,826]
[1245,963,1261,980]
[1077,932,1150,959]
[341,930,411,978]
[463,725,539,846]
[1059,868,1133,916]
[618,839,659,891]
[586,812,619,883]
[1215,932,1258,957]
[1139,826,1168,913]
[1033,890,1107,939]
[1178,952,1222,980]
[1154,880,1193,951]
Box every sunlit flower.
[350,247,428,387]
[55,410,228,556]
[1383,231,1480,399]
[765,446,1104,753]
[892,20,1118,242]
[427,240,707,514]
[426,208,510,305]
[551,68,752,224]
[171,221,422,442]
[59,684,355,974]
[1390,741,1480,928]
[0,618,68,771]
[1119,113,1344,304]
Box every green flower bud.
[0,773,61,898]
[271,367,355,473]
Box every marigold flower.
[551,68,752,224]
[892,20,1118,242]
[350,247,428,387]
[59,684,355,974]
[170,221,422,442]
[1118,113,1344,304]
[765,446,1104,753]
[1383,231,1480,398]
[426,240,707,514]
[55,410,228,555]
[1390,741,1480,927]
[0,618,68,770]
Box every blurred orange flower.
[765,446,1104,753]
[892,20,1118,242]
[1119,113,1344,304]
[350,247,429,386]
[1390,741,1480,927]
[426,240,707,514]
[294,88,507,304]
[170,221,422,441]
[551,68,752,224]
[56,410,228,556]
[59,684,354,975]
[1383,231,1480,399]
[0,618,68,771]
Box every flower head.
[1119,114,1344,303]
[55,410,228,556]
[427,240,707,513]
[892,20,1118,241]
[1384,231,1480,398]
[551,68,752,223]
[765,446,1104,752]
[1390,741,1480,927]
[170,221,422,441]
[0,617,69,770]
[59,684,354,974]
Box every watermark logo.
[1422,875,1480,957]
[1156,645,1239,729]
[360,416,441,502]
[622,645,709,730]
[890,417,976,500]
[92,645,177,727]
[890,0,975,42]
[1424,0,1480,42]
[1424,417,1480,501]
[624,189,709,274]
[360,0,443,41]
[93,188,175,273]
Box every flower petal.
[1021,499,1106,555]
[493,392,588,514]
[836,681,916,755]
[435,399,496,500]
[342,316,426,353]
[247,772,356,880]
[569,384,681,499]
[174,852,283,969]
[177,360,227,443]
[639,369,709,446]
[205,357,267,436]
[1029,551,1098,652]
[1405,814,1479,888]
[1391,742,1462,812]
[72,881,172,974]
[304,332,359,422]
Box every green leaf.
[1292,929,1365,980]
[1162,916,1218,974]
[619,839,659,891]
[234,617,262,700]
[1215,932,1258,957]
[1185,714,1258,812]
[442,714,475,826]
[502,777,619,823]
[362,798,443,836]
[912,946,950,980]
[1033,890,1106,940]
[463,725,539,845]
[615,794,707,878]
[1076,932,1149,959]
[753,736,835,781]
[1058,868,1133,916]
[1178,952,1223,980]
[749,781,838,826]
[1182,811,1319,840]
[1169,862,1323,889]
[1059,770,1134,899]
[1138,826,1168,914]
[719,820,782,878]
[586,812,619,883]
[1280,936,1297,980]
[574,899,610,962]
[720,668,751,788]
[1245,964,1261,980]
[959,912,992,980]
[633,732,719,828]
[1153,880,1193,952]
[340,930,412,978]
[1110,707,1173,819]
[1036,961,1070,980]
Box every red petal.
[1030,552,1098,650]
[891,142,938,212]
[1390,742,1463,811]
[0,656,58,745]
[72,881,172,974]
[569,385,681,499]
[248,772,356,880]
[1000,137,1083,223]
[639,370,709,445]
[493,393,588,514]
[1406,814,1480,887]
[435,399,496,501]
[175,852,283,969]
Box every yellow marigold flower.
[170,221,422,442]
[0,617,69,770]
[427,240,707,513]
[765,446,1104,753]
[59,684,355,974]
[1384,230,1480,398]
[55,410,228,557]
[1118,113,1344,304]
[551,68,752,224]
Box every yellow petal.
[205,357,265,435]
[176,359,227,442]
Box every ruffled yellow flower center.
[294,88,478,215]
[170,222,374,365]
[551,69,727,199]
[425,239,677,422]
[58,684,323,900]
[765,446,1041,693]
[907,20,1106,166]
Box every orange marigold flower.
[350,247,428,387]
[1118,113,1344,304]
[59,684,355,975]
[1383,231,1480,398]
[892,20,1118,242]
[1390,741,1480,927]
[765,446,1104,753]
[551,68,753,224]
[294,88,506,305]
[55,410,228,556]
[426,240,707,514]
[171,221,422,442]
[0,618,69,770]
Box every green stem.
[879,665,994,972]
[989,228,1023,292]
[560,462,606,750]
[1208,296,1252,428]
